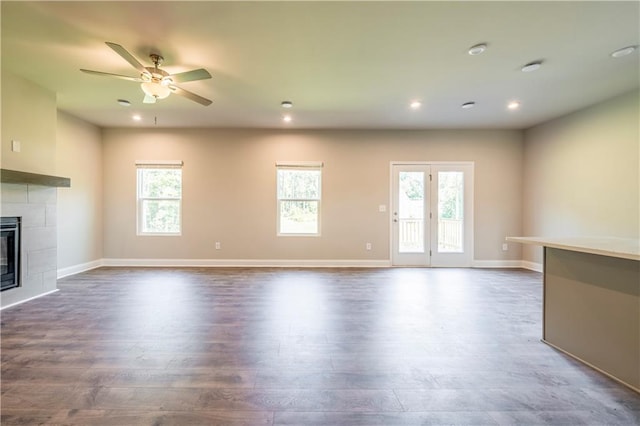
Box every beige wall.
[5,68,634,271]
[102,128,523,263]
[0,71,103,295]
[1,70,57,175]
[522,90,640,264]
[56,111,104,273]
[1,71,60,306]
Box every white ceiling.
[2,1,638,129]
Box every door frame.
[389,161,474,267]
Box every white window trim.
[136,160,184,168]
[276,161,323,168]
[276,163,323,237]
[136,163,183,236]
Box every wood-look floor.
[1,267,639,425]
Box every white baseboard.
[101,258,392,268]
[520,260,543,272]
[57,259,104,279]
[1,289,59,310]
[472,260,525,268]
[58,258,543,276]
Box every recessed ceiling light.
[507,101,520,110]
[283,115,292,123]
[132,114,142,121]
[410,100,422,109]
[521,61,543,72]
[461,101,476,109]
[117,99,131,107]
[468,43,487,55]
[281,101,293,108]
[611,46,637,58]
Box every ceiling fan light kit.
[141,82,171,102]
[81,42,212,106]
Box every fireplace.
[1,217,21,291]
[1,171,70,307]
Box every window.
[277,163,322,235]
[136,162,183,235]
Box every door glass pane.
[398,171,424,253]
[438,171,464,253]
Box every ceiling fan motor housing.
[142,66,172,86]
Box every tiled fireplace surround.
[1,182,58,308]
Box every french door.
[391,163,473,267]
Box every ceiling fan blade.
[105,42,147,74]
[80,69,142,82]
[169,85,212,106]
[143,94,157,104]
[170,68,212,83]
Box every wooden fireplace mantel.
[0,169,70,188]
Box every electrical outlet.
[215,242,221,250]
[11,140,21,152]
[378,205,386,212]
[502,243,508,251]
[366,243,372,251]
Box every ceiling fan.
[81,42,212,106]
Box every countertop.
[506,236,640,261]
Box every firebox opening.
[1,217,21,291]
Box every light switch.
[378,204,386,212]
